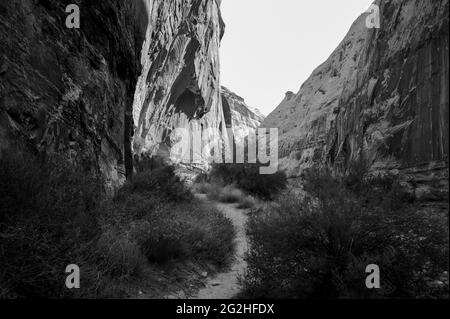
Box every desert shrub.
[129,219,187,264]
[203,183,246,204]
[180,201,236,264]
[0,150,235,298]
[217,185,245,204]
[237,196,258,209]
[210,163,287,200]
[191,181,212,194]
[0,151,104,298]
[119,165,192,203]
[104,162,235,266]
[95,229,147,278]
[205,183,222,201]
[141,236,188,264]
[302,164,414,211]
[125,199,235,266]
[242,165,449,299]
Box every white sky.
[220,0,374,116]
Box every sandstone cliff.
[221,86,265,142]
[0,0,148,190]
[1,0,263,186]
[133,0,227,168]
[0,0,234,189]
[263,0,449,201]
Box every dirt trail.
[191,194,249,299]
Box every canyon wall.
[263,0,449,201]
[0,0,236,188]
[0,0,148,190]
[221,86,265,142]
[133,0,228,168]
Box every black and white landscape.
[0,0,448,300]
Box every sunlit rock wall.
[133,0,228,168]
[262,10,371,175]
[263,0,449,201]
[221,86,265,142]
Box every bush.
[242,165,449,299]
[119,165,193,203]
[202,183,247,204]
[105,161,235,267]
[192,181,212,194]
[210,163,287,200]
[125,200,235,266]
[205,183,222,201]
[192,176,257,209]
[219,185,245,203]
[237,196,257,209]
[96,229,147,278]
[0,151,235,298]
[0,151,104,298]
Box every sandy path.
[191,194,249,299]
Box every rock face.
[263,0,449,200]
[0,0,148,190]
[132,0,228,167]
[0,0,260,186]
[221,86,265,141]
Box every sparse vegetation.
[192,180,257,209]
[190,163,284,208]
[206,184,244,204]
[0,151,234,298]
[192,181,212,195]
[106,172,235,267]
[237,196,258,210]
[241,164,449,299]
[210,163,287,200]
[4,147,446,299]
[0,151,105,298]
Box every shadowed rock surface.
[262,0,449,202]
[0,0,148,191]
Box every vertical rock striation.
[0,0,148,190]
[133,0,228,167]
[263,0,449,200]
[0,0,259,185]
